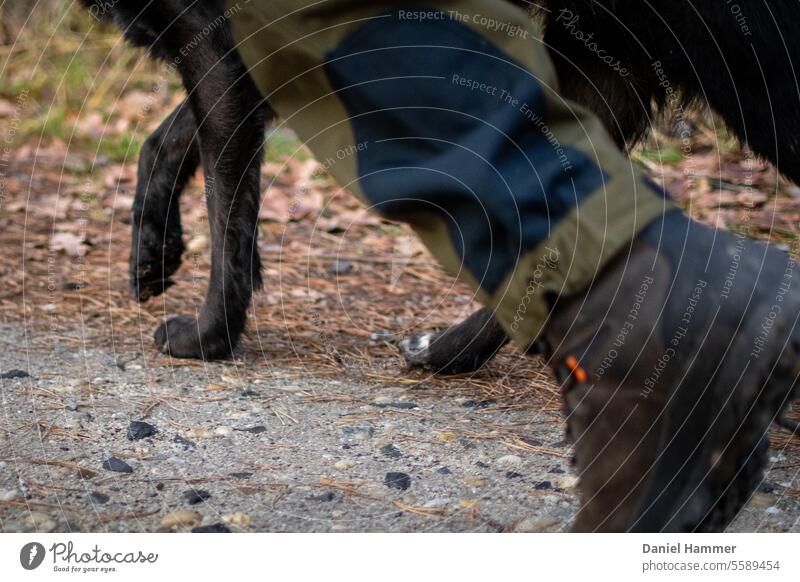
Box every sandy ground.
[1,322,799,533]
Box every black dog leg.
[154,48,270,359]
[399,307,509,374]
[131,100,200,301]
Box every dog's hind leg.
[399,307,509,374]
[131,99,200,301]
[153,43,271,359]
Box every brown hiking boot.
[536,210,800,532]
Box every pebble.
[102,457,133,474]
[161,510,201,529]
[462,399,495,409]
[436,467,452,475]
[369,331,396,343]
[0,369,30,379]
[423,498,450,508]
[463,478,485,488]
[222,512,252,526]
[192,523,231,533]
[64,397,80,412]
[127,421,157,441]
[334,460,355,470]
[329,260,353,275]
[173,435,197,449]
[506,471,523,479]
[384,472,412,491]
[183,489,211,505]
[87,492,110,505]
[496,455,523,468]
[214,426,233,437]
[235,425,267,434]
[229,472,253,479]
[340,423,374,439]
[534,481,553,490]
[380,444,402,459]
[0,489,19,501]
[186,426,214,440]
[554,475,579,490]
[516,517,558,533]
[26,512,57,532]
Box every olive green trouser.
[229,0,671,346]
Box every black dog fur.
[81,0,800,363]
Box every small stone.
[173,435,196,449]
[549,467,566,474]
[192,523,231,533]
[329,260,353,275]
[759,482,778,494]
[1,369,29,379]
[475,461,490,469]
[222,512,252,526]
[64,397,80,412]
[380,444,402,459]
[384,472,412,491]
[516,517,558,533]
[334,460,354,470]
[765,506,781,515]
[87,492,109,505]
[464,478,485,488]
[423,498,450,508]
[183,489,211,505]
[0,489,19,501]
[102,457,133,474]
[312,491,337,502]
[436,467,452,475]
[214,426,233,437]
[496,455,523,468]
[369,331,396,343]
[229,472,253,479]
[506,471,523,479]
[127,421,157,441]
[234,425,267,434]
[186,426,214,440]
[554,475,579,490]
[340,423,374,439]
[534,481,553,490]
[161,510,201,529]
[521,436,544,447]
[462,399,494,409]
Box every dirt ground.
[1,124,800,532]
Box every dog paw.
[398,332,438,369]
[398,328,505,375]
[153,315,235,360]
[129,232,184,302]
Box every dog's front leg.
[153,50,270,359]
[130,99,200,301]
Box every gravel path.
[1,324,798,533]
